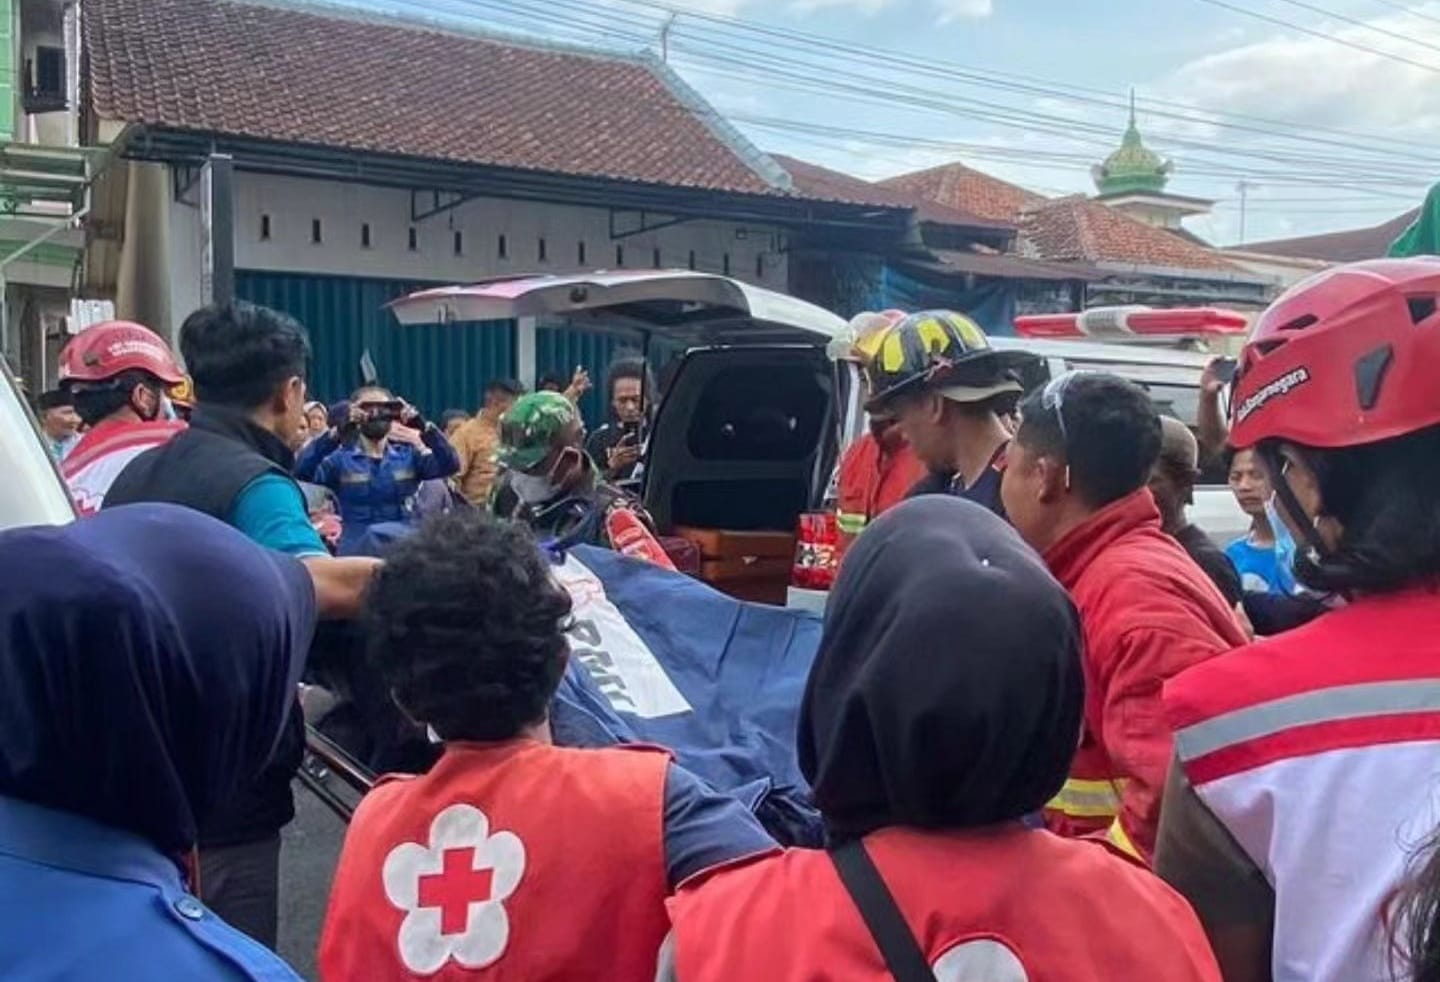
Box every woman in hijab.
[662,495,1220,982]
[0,504,316,981]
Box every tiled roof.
[770,154,1012,230]
[1021,197,1240,273]
[1236,208,1418,263]
[84,0,782,195]
[880,162,1045,224]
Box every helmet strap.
[1260,444,1329,562]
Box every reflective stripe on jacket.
[835,431,926,557]
[1041,488,1247,863]
[1165,588,1440,981]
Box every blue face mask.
[1264,498,1303,595]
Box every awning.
[0,143,101,219]
[911,249,1101,282]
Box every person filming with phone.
[586,357,653,483]
[295,384,459,553]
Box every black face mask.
[360,419,392,441]
[72,383,160,427]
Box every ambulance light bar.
[1014,306,1250,341]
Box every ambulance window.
[686,365,829,461]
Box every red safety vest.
[61,418,186,515]
[319,740,671,982]
[835,431,926,557]
[668,824,1220,982]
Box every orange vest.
[319,740,671,982]
[668,825,1220,982]
[836,432,926,557]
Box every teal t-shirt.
[229,473,327,558]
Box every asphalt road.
[277,780,353,981]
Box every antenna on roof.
[1128,87,1137,127]
[659,13,678,63]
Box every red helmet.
[1230,258,1440,450]
[58,321,184,386]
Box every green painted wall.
[0,0,13,142]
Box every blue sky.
[352,0,1440,245]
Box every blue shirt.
[229,473,328,558]
[295,428,460,550]
[662,763,777,888]
[0,796,301,982]
[1225,535,1284,595]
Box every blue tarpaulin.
[550,546,825,845]
[347,526,826,844]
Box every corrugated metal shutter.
[236,271,514,416]
[536,322,685,426]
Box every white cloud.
[1157,3,1440,138]
[788,0,896,14]
[933,0,992,23]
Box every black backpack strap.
[829,839,937,982]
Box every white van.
[389,272,1245,605]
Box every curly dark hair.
[363,511,573,741]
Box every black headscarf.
[799,495,1084,842]
[0,504,316,854]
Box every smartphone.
[1211,358,1238,385]
[620,420,642,442]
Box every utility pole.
[659,13,677,63]
[1236,180,1254,244]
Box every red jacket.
[1042,489,1246,863]
[319,740,670,981]
[835,430,926,557]
[667,824,1220,982]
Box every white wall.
[18,0,73,147]
[229,172,789,288]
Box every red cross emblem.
[418,846,497,936]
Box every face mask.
[360,419,392,441]
[1264,497,1332,598]
[510,471,559,505]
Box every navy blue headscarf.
[799,495,1085,842]
[0,504,316,854]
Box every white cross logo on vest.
[382,803,527,973]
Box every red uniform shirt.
[836,430,927,557]
[319,740,670,981]
[667,824,1220,981]
[1042,489,1247,862]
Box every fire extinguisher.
[605,505,677,571]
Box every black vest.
[105,407,304,848]
[105,407,293,519]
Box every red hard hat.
[1230,258,1440,450]
[58,321,184,386]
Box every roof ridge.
[232,0,654,65]
[645,53,792,192]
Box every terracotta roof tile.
[770,154,1012,230]
[84,0,780,194]
[880,162,1044,224]
[1021,197,1239,273]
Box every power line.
[1266,0,1440,58]
[376,0,1440,164]
[1363,0,1440,28]
[353,0,1439,202]
[581,0,1440,155]
[440,0,1440,182]
[1192,0,1440,74]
